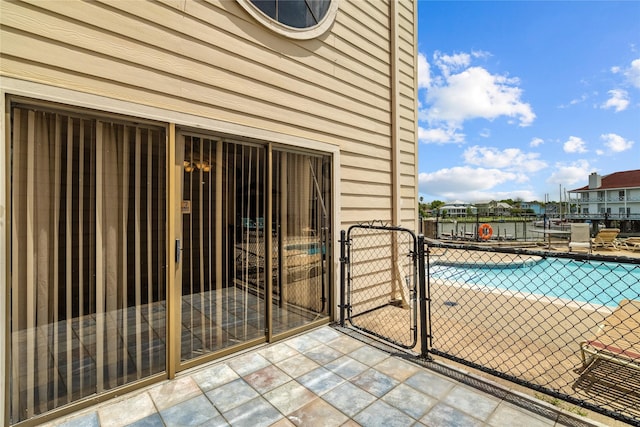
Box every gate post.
[417,234,429,359]
[339,229,347,327]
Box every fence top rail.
[346,222,418,238]
[425,240,640,265]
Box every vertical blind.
[10,106,167,423]
[179,138,268,360]
[272,151,331,335]
[8,105,332,423]
[178,140,332,360]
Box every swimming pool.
[430,257,640,307]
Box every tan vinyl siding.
[1,6,389,134]
[398,2,415,34]
[1,0,417,228]
[2,1,390,119]
[341,210,393,226]
[1,1,418,422]
[342,181,392,197]
[335,5,390,54]
[342,153,392,174]
[396,1,418,227]
[343,194,393,210]
[341,166,391,185]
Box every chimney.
[588,172,601,189]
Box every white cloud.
[559,93,588,108]
[420,166,517,192]
[462,145,547,173]
[419,166,528,201]
[563,136,587,154]
[479,128,491,138]
[424,66,535,128]
[433,51,471,77]
[486,189,540,202]
[601,133,634,152]
[530,137,544,147]
[418,126,465,144]
[471,50,492,60]
[572,95,587,104]
[625,58,640,89]
[601,89,629,112]
[546,160,591,186]
[418,52,431,89]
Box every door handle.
[175,239,182,263]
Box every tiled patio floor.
[43,325,604,427]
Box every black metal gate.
[339,223,429,354]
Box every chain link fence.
[427,242,640,426]
[340,224,640,425]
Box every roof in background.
[571,169,640,191]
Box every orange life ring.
[478,223,493,240]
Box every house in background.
[440,203,473,217]
[520,201,543,217]
[439,201,513,218]
[491,201,512,216]
[568,170,640,233]
[0,1,418,425]
[475,201,512,217]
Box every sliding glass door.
[177,135,332,363]
[271,150,331,335]
[7,104,332,423]
[9,105,167,424]
[178,136,269,360]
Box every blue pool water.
[430,258,640,307]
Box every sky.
[416,1,640,204]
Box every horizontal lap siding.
[342,181,392,198]
[397,1,418,229]
[0,0,417,228]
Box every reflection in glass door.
[178,135,332,363]
[271,151,331,334]
[9,106,167,424]
[179,137,267,360]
